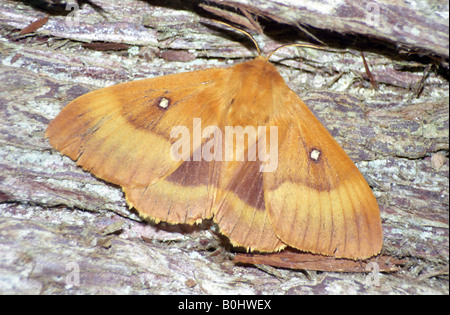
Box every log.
[0,0,448,294]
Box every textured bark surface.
[0,0,448,294]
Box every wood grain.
[0,0,448,294]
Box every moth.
[46,27,382,259]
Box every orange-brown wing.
[46,67,230,224]
[264,90,382,259]
[123,151,218,224]
[46,67,228,188]
[213,137,286,252]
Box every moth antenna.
[213,20,261,56]
[267,43,327,61]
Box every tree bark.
[0,0,448,294]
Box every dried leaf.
[20,15,49,35]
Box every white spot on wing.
[158,97,169,109]
[310,149,321,161]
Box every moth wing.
[264,90,382,259]
[123,152,218,224]
[213,140,286,252]
[46,68,231,224]
[46,67,229,189]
